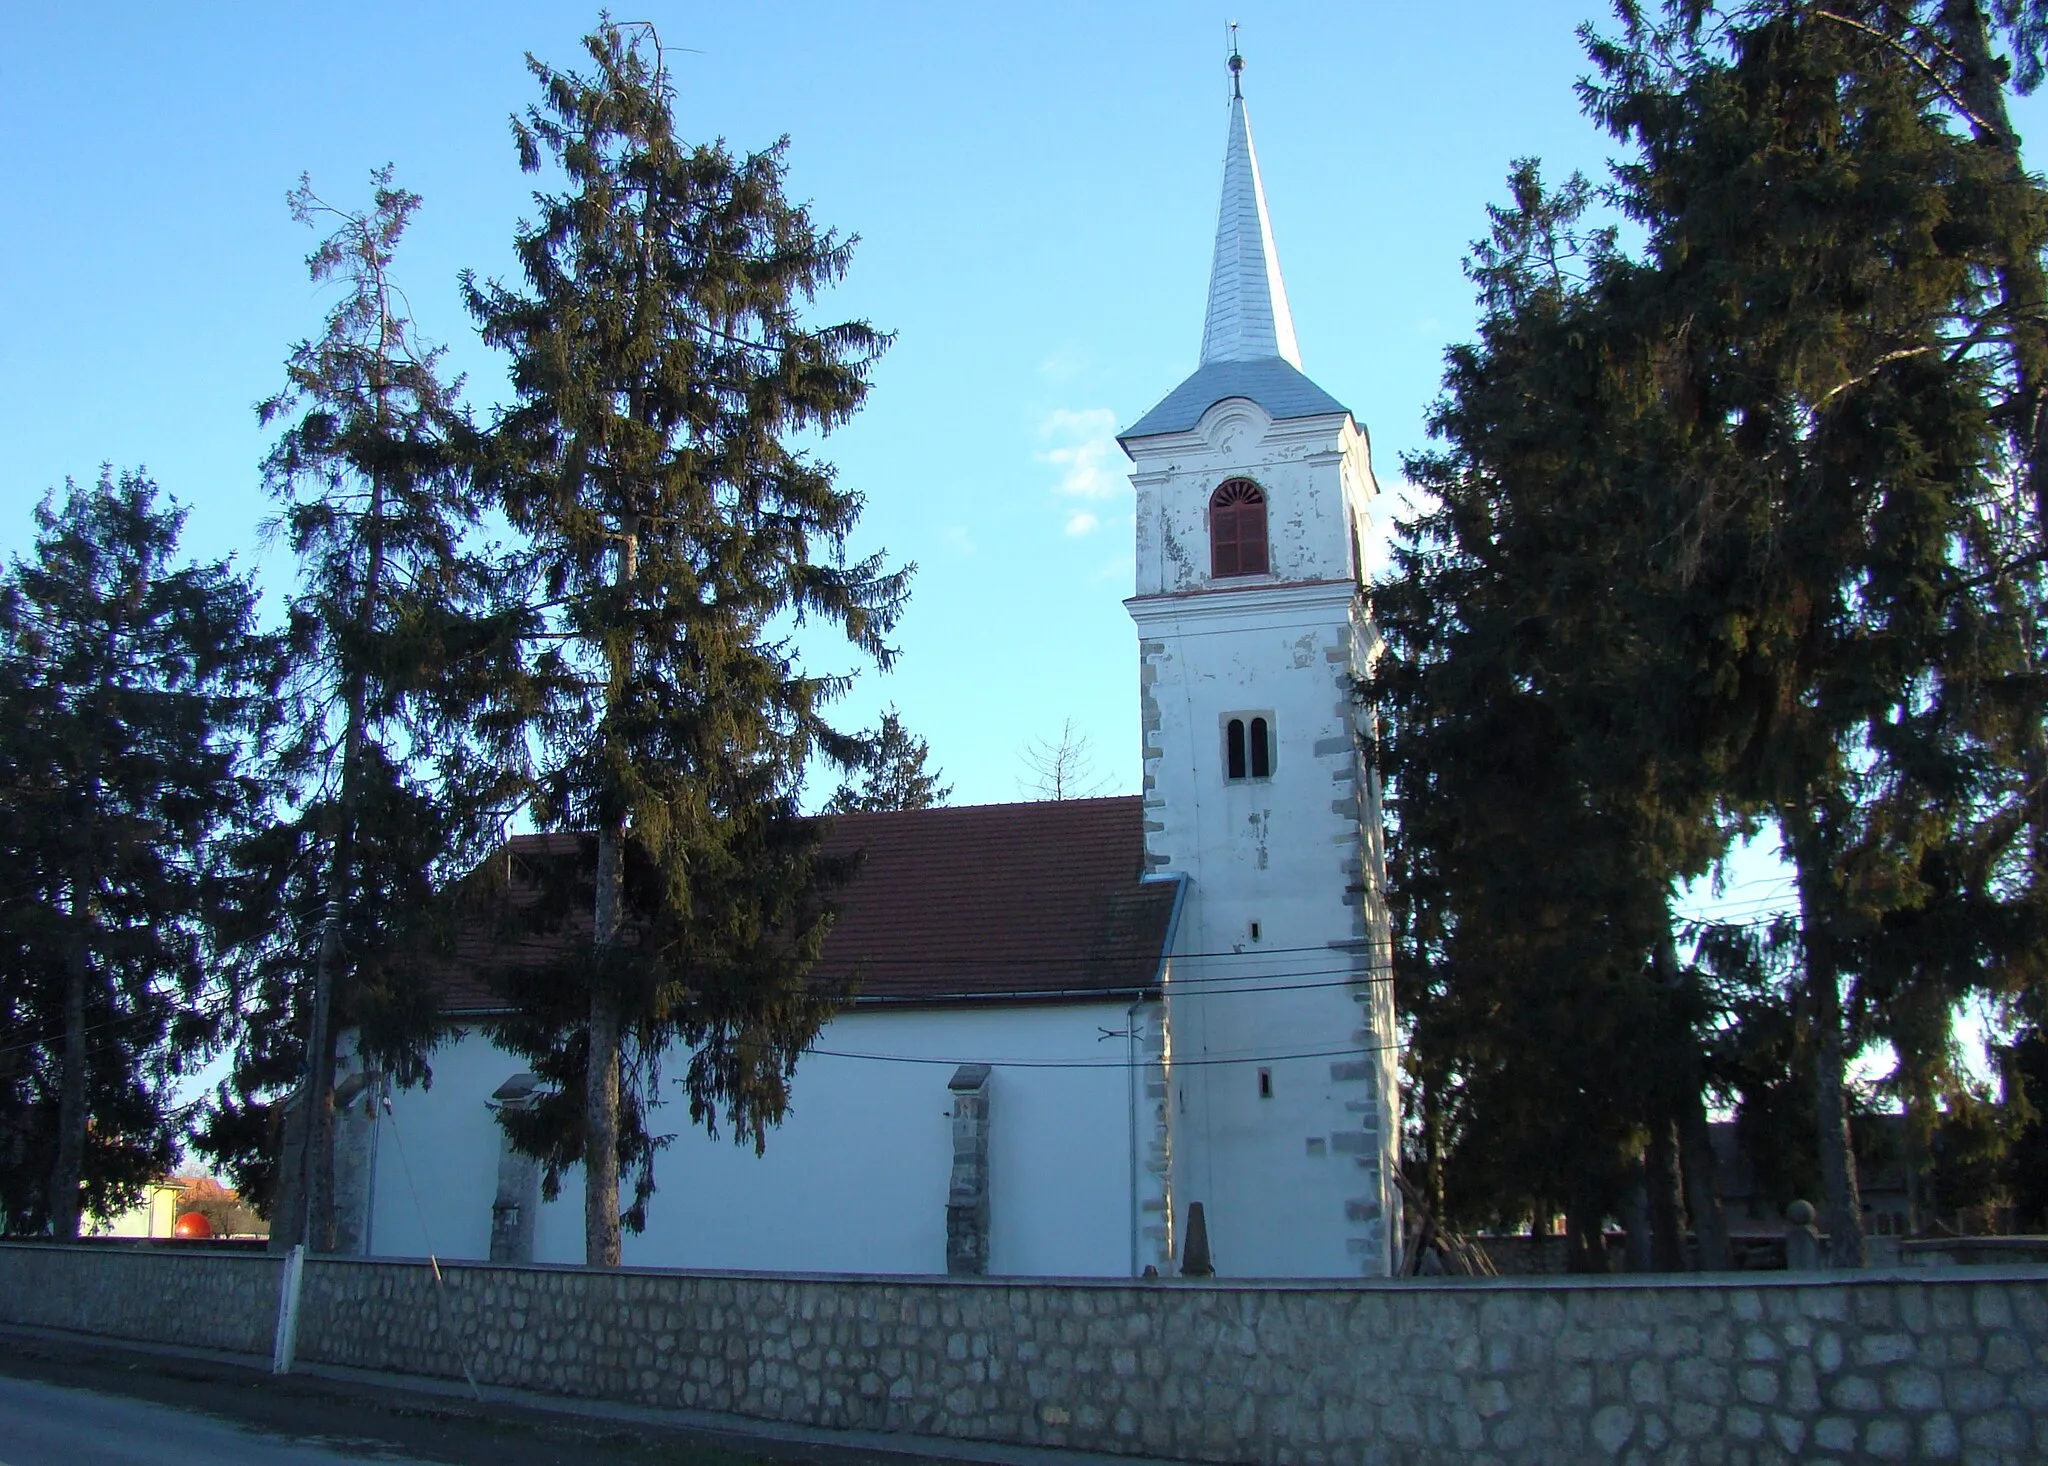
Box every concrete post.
[271,1243,306,1374]
[1181,1200,1216,1277]
[1785,1199,1822,1272]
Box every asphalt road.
[0,1331,824,1466]
[0,1371,447,1464]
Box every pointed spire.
[1199,49,1302,370]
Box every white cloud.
[1064,510,1099,537]
[1037,407,1124,506]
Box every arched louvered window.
[1210,478,1268,578]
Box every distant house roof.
[434,797,1182,1016]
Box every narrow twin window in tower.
[1209,478,1269,578]
[1225,715,1273,781]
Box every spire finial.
[1227,21,1243,100]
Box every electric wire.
[0,900,1836,1066]
[379,1093,485,1401]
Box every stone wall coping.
[0,1243,279,1265]
[10,1240,2041,1293]
[267,1247,2048,1292]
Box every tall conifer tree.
[1380,1,2048,1267]
[1376,163,1738,1268]
[0,473,271,1236]
[201,172,514,1243]
[1585,0,2048,1263]
[468,21,907,1266]
[826,709,950,813]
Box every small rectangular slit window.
[1257,1067,1273,1099]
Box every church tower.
[1121,52,1401,1277]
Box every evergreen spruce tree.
[825,708,950,813]
[1375,163,1738,1268]
[1583,0,2048,1264]
[0,472,271,1236]
[467,21,907,1266]
[1378,1,2048,1268]
[197,172,515,1246]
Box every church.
[330,64,1403,1281]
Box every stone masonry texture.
[0,1245,280,1357]
[3,1245,2045,1465]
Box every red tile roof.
[434,797,1180,1015]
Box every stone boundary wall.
[0,1243,280,1357]
[3,1244,2046,1465]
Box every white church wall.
[358,999,1154,1277]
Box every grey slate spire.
[1121,64,1348,444]
[1199,94,1302,369]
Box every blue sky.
[8,3,2044,815]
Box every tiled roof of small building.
[432,797,1181,1015]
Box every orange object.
[172,1211,212,1240]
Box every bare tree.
[1019,718,1110,801]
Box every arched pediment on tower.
[1197,398,1271,459]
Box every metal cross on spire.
[1228,21,1244,99]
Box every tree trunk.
[1565,1190,1609,1274]
[585,828,625,1268]
[1621,1166,1654,1273]
[1648,1118,1687,1272]
[1678,1087,1732,1270]
[584,519,637,1269]
[1420,1069,1449,1217]
[1904,1095,1928,1234]
[300,886,344,1251]
[49,875,91,1239]
[1653,918,1730,1269]
[1810,960,1867,1266]
[1789,813,1867,1268]
[281,472,381,1254]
